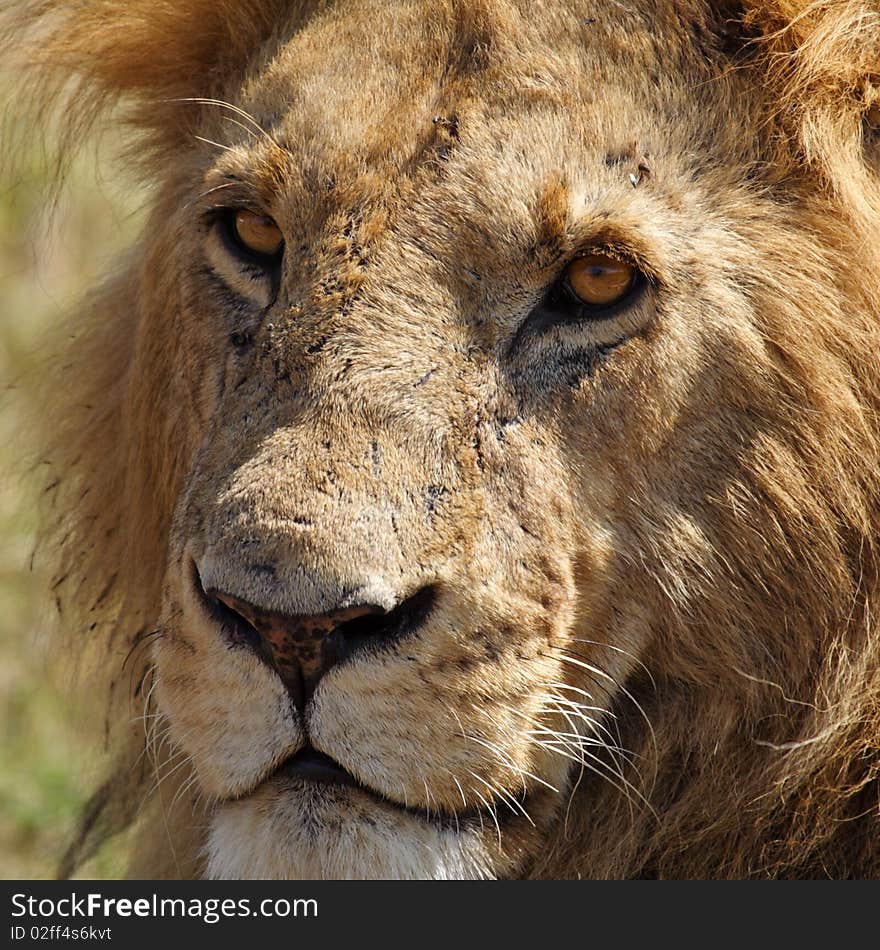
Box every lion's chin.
[205,778,495,880]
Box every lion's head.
[9,0,880,878]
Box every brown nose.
[204,585,435,714]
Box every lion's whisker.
[550,649,659,762]
[169,97,289,154]
[566,638,657,688]
[193,134,236,153]
[540,695,645,791]
[458,730,559,795]
[465,781,502,848]
[184,181,238,210]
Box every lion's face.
[26,0,877,879]
[144,0,768,879]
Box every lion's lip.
[232,744,537,832]
[274,746,361,790]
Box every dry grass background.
[1,90,144,878]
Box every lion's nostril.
[333,585,436,654]
[192,564,436,714]
[204,588,264,652]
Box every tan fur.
[5,0,880,878]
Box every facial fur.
[9,0,880,879]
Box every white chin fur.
[205,782,494,880]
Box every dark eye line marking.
[508,334,634,392]
[198,264,272,315]
[558,335,633,388]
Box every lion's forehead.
[236,0,737,211]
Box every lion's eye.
[518,249,646,344]
[563,253,636,308]
[205,207,284,310]
[228,210,284,260]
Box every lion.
[4,0,879,879]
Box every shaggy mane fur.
[4,0,880,878]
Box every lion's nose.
[202,583,435,714]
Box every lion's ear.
[730,2,880,200]
[3,1,308,161]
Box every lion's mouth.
[238,742,532,830]
[274,746,361,790]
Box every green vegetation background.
[1,97,144,878]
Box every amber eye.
[564,253,636,307]
[231,210,284,259]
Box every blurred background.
[1,83,144,878]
